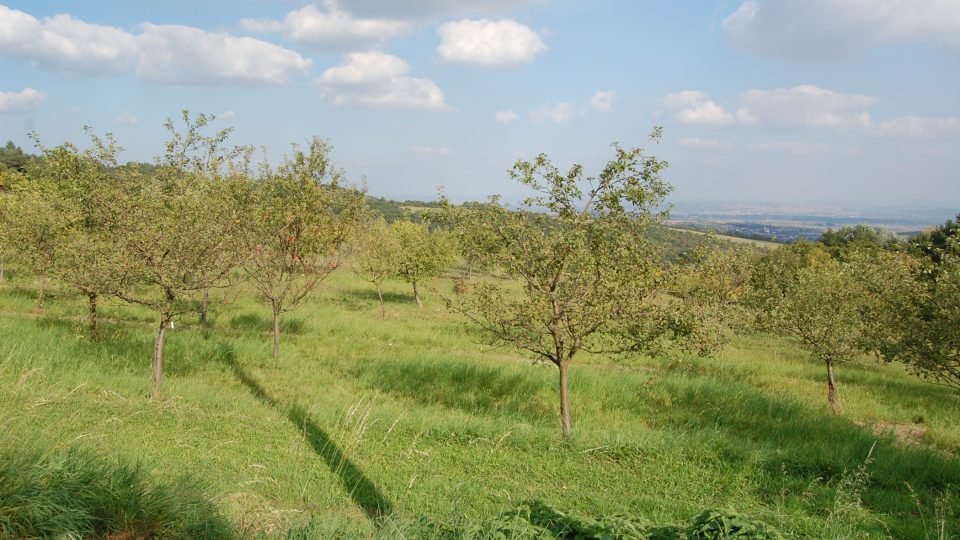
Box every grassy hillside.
[0,267,957,538]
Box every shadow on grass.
[218,344,393,520]
[356,358,553,422]
[227,312,307,335]
[341,287,413,306]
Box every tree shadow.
[227,312,307,335]
[355,358,553,421]
[218,344,393,520]
[341,287,411,305]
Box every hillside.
[1,266,956,538]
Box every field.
[1,266,958,538]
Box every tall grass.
[0,443,234,539]
[0,267,957,538]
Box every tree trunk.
[199,288,209,324]
[558,360,573,439]
[87,293,98,340]
[272,302,282,358]
[826,359,841,413]
[152,313,170,400]
[36,279,45,310]
[412,280,422,307]
[0,258,5,283]
[376,283,385,318]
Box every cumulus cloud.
[115,112,138,125]
[135,24,311,86]
[0,5,311,86]
[529,102,575,123]
[589,90,616,112]
[240,2,408,50]
[0,87,46,112]
[437,19,547,67]
[316,51,449,110]
[737,85,875,129]
[748,141,828,155]
[494,110,518,124]
[872,116,960,138]
[410,145,451,155]
[723,0,960,60]
[661,91,734,125]
[337,0,539,19]
[676,138,731,150]
[218,111,236,122]
[0,5,138,74]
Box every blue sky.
[1,0,958,208]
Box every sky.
[1,0,958,208]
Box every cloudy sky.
[1,0,958,207]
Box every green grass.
[0,268,957,538]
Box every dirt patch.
[856,420,928,445]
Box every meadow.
[0,265,958,538]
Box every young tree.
[856,241,960,391]
[244,137,367,357]
[25,133,131,337]
[448,139,714,438]
[676,239,757,348]
[353,217,402,318]
[392,219,455,306]
[748,244,868,412]
[114,111,250,399]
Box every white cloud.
[0,87,46,112]
[748,141,828,155]
[723,0,960,60]
[529,102,575,123]
[316,51,449,110]
[240,2,408,50]
[0,5,138,74]
[737,85,875,129]
[0,5,311,86]
[410,145,451,155]
[872,116,960,138]
[136,24,311,86]
[661,91,734,125]
[676,138,731,150]
[590,90,616,112]
[115,112,138,125]
[218,111,237,122]
[337,0,540,19]
[494,110,518,124]
[437,19,547,67]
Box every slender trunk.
[272,301,282,358]
[152,312,170,400]
[36,279,45,310]
[199,288,209,324]
[412,280,422,307]
[376,283,385,318]
[558,360,573,439]
[0,258,5,283]
[826,359,841,413]
[87,293,98,340]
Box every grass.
[0,268,958,538]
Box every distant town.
[667,203,956,243]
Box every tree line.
[0,115,957,438]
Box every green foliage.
[354,217,403,316]
[0,140,33,173]
[0,443,234,539]
[448,139,716,436]
[244,136,367,355]
[819,224,901,257]
[912,213,960,265]
[392,218,456,305]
